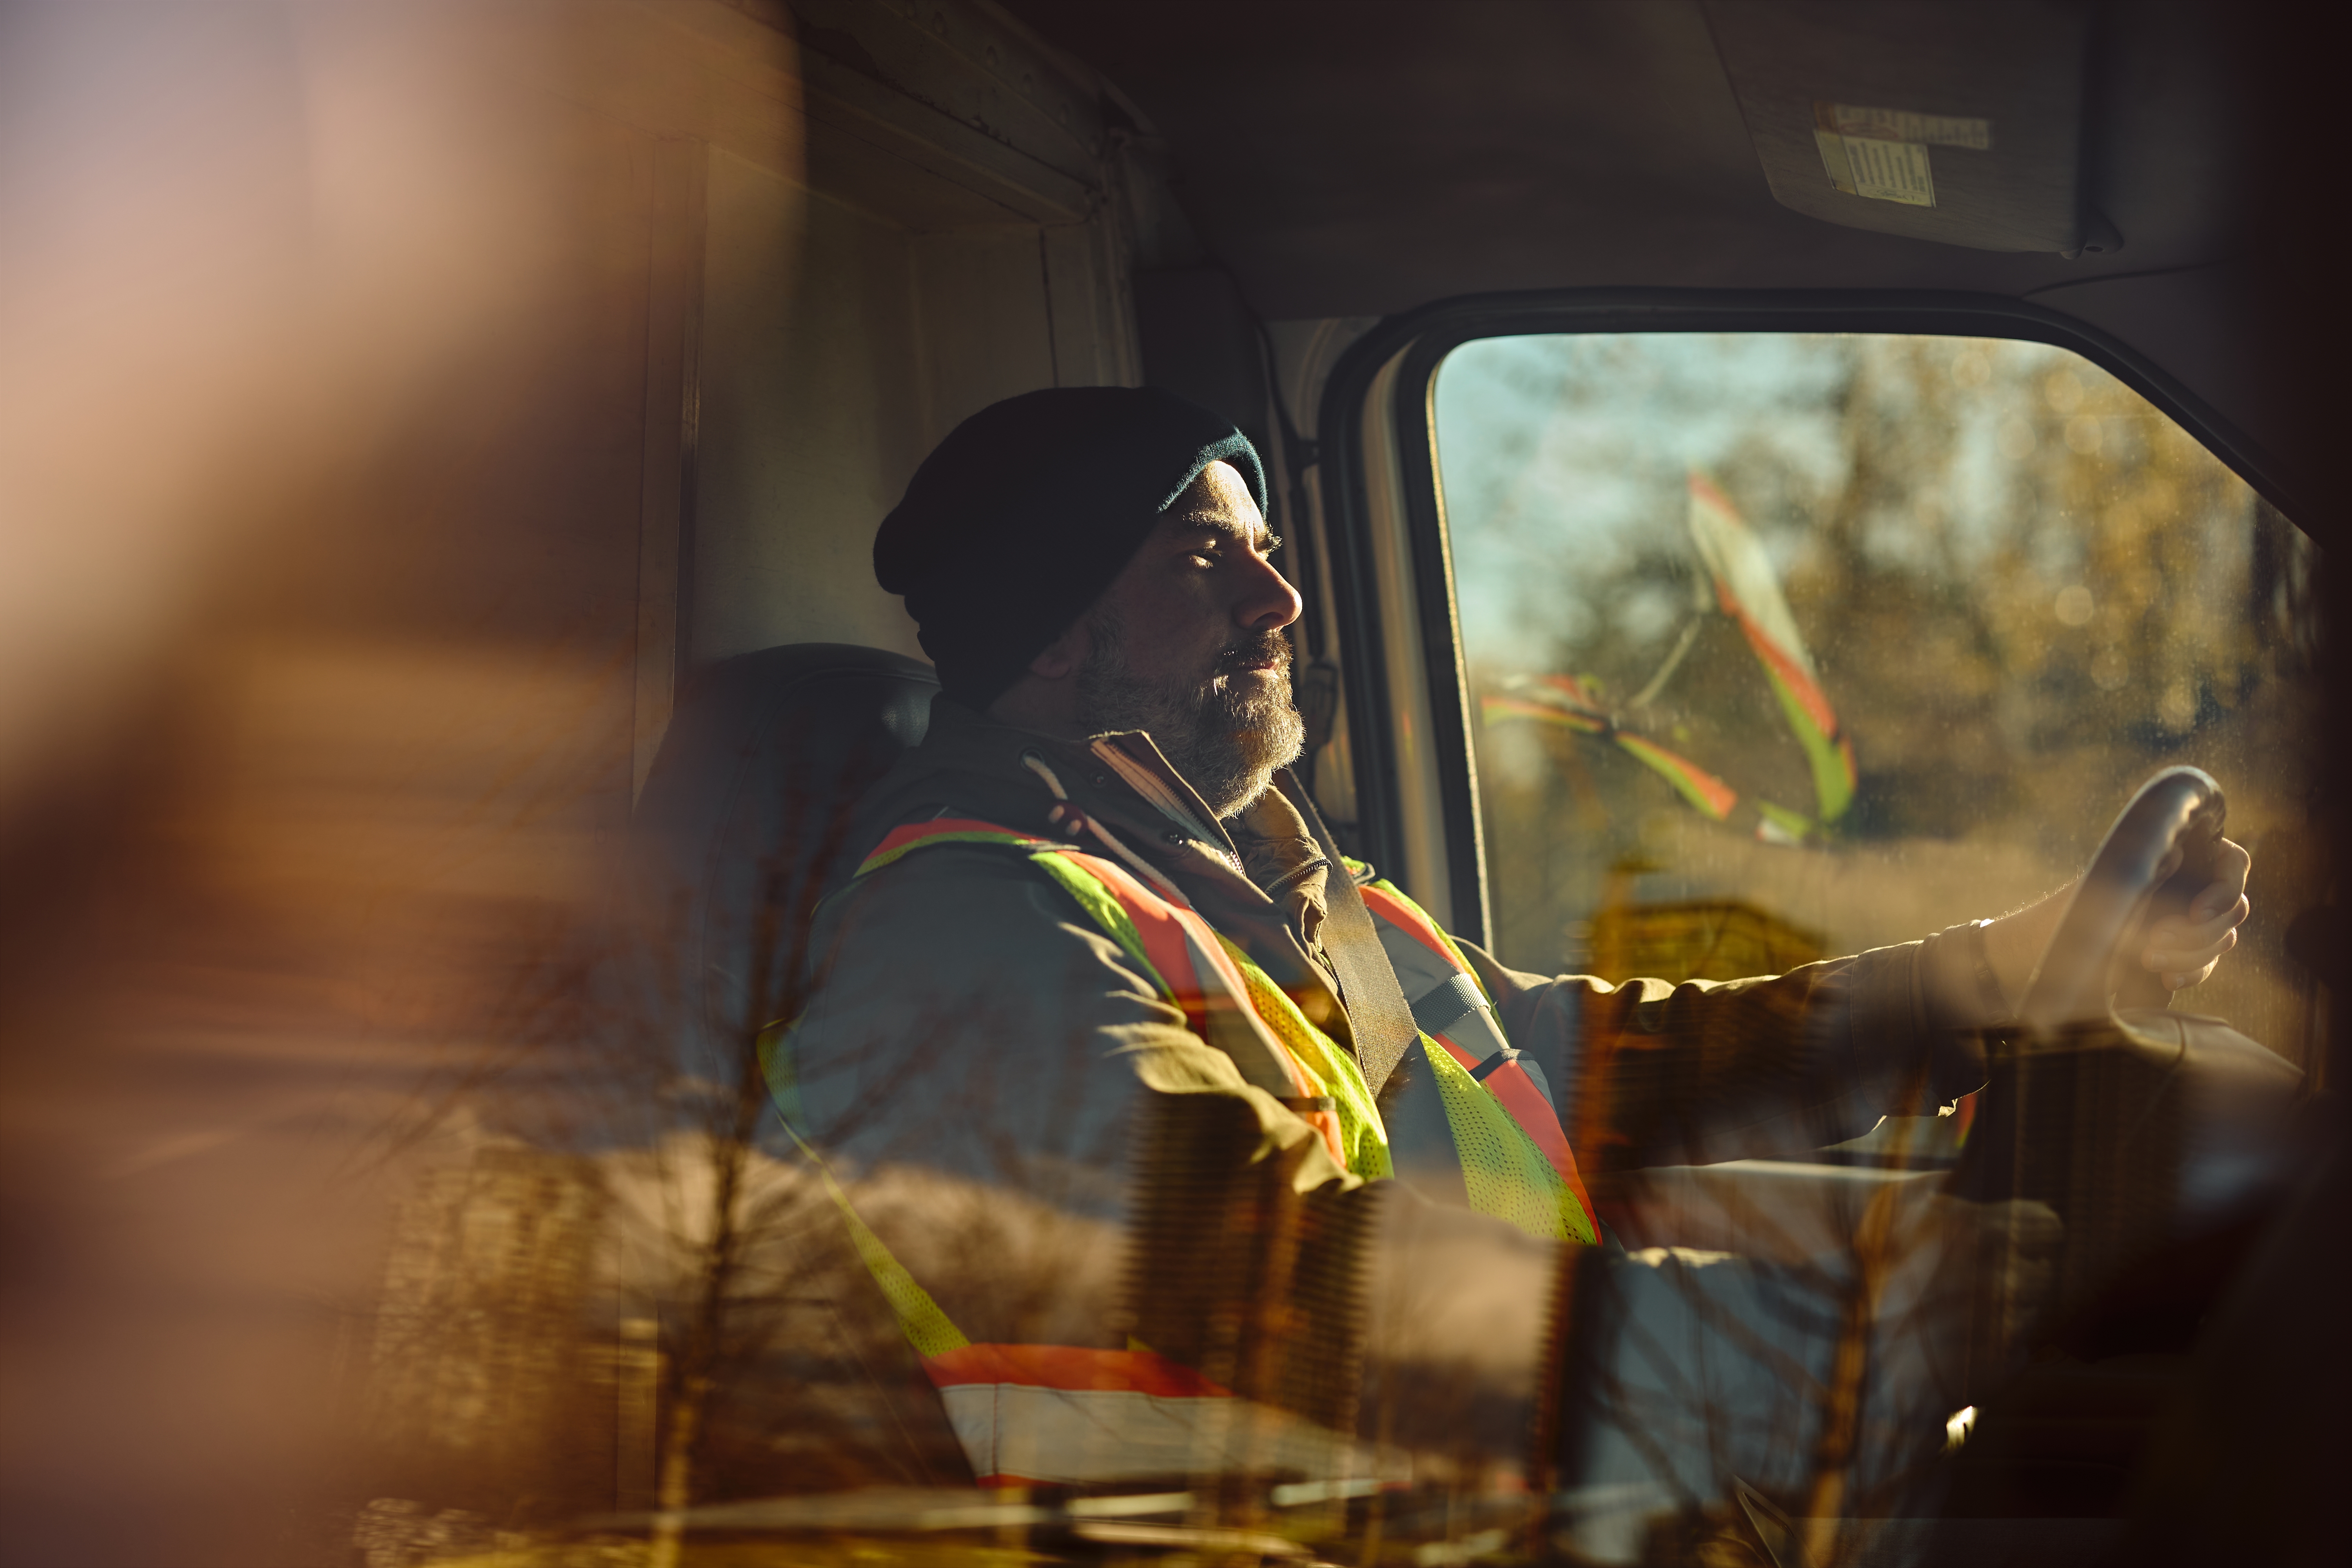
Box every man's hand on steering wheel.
[1980,837,2252,1016]
[2135,835,2252,993]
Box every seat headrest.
[632,643,938,1080]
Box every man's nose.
[1233,550,1303,633]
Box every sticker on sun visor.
[1811,102,1989,208]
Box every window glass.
[1435,334,2319,1062]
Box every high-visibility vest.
[764,817,1594,1486]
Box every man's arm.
[1463,938,1979,1173]
[1458,838,2253,1174]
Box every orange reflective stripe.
[1062,848,1219,1038]
[924,1342,1229,1398]
[1356,880,1456,966]
[858,817,1058,876]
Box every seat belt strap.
[1273,769,1420,1101]
[1468,1045,1523,1083]
[1411,971,1488,1038]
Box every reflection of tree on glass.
[1484,469,1859,848]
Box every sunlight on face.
[1073,462,1307,814]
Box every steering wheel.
[2016,766,2230,1032]
[1950,766,2305,1346]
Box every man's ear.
[1027,618,1091,682]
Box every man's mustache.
[1211,632,1292,679]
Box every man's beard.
[1074,609,1306,819]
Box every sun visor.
[1701,0,2115,256]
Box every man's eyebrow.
[1174,515,1278,548]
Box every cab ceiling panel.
[996,0,2247,319]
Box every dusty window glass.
[1435,334,2320,1069]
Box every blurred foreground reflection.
[0,6,2335,1568]
[0,3,802,1561]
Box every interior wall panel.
[690,147,929,670]
[910,227,1062,444]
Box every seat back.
[632,643,938,1081]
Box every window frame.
[1312,289,2315,947]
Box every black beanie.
[875,387,1267,706]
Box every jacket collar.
[1230,779,1334,951]
[853,695,1333,941]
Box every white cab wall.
[690,147,928,668]
[681,0,1143,682]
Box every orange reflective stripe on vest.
[1067,839,1252,1044]
[860,816,1057,874]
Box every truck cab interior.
[0,3,2339,1566]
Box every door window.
[1433,333,2319,1065]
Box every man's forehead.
[1164,460,1262,531]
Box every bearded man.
[771,387,2249,1505]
